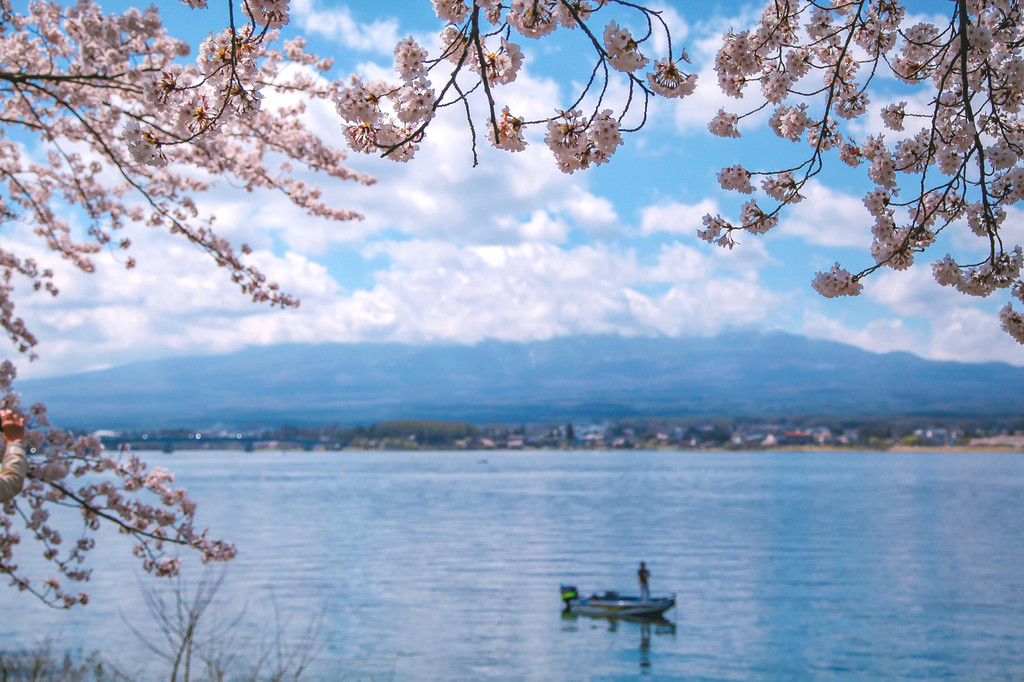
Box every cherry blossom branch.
[700,0,1024,341]
[0,0,375,609]
[334,0,695,171]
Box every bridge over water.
[98,435,342,452]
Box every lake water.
[3,449,1024,680]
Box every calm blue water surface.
[3,449,1024,680]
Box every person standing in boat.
[0,409,27,502]
[637,561,651,602]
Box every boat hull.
[567,596,675,618]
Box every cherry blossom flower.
[1000,305,1024,344]
[698,214,736,248]
[395,37,428,81]
[488,107,528,152]
[717,165,755,194]
[588,110,622,154]
[880,102,907,131]
[508,0,559,38]
[471,37,524,85]
[394,79,436,124]
[648,59,697,98]
[603,20,648,73]
[433,0,470,24]
[812,264,864,298]
[709,109,742,138]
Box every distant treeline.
[349,420,479,446]
[101,419,490,451]
[95,414,1024,452]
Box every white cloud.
[290,1,402,54]
[641,198,718,235]
[646,243,715,282]
[560,191,619,230]
[801,313,924,357]
[927,307,1024,365]
[864,266,966,316]
[13,235,783,378]
[11,219,345,377]
[335,240,780,343]
[775,181,872,248]
[800,266,1024,365]
[802,306,1024,366]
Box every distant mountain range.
[13,333,1024,429]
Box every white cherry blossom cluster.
[740,200,777,234]
[932,248,1024,298]
[123,120,168,167]
[488,107,528,152]
[768,104,811,141]
[717,165,754,194]
[880,102,907,131]
[811,263,864,298]
[647,58,698,98]
[603,20,647,72]
[708,109,741,138]
[505,0,552,36]
[476,38,524,85]
[761,172,803,203]
[1000,304,1024,344]
[544,109,622,173]
[395,36,429,81]
[334,70,431,162]
[697,214,734,248]
[242,0,290,29]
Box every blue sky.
[11,0,1024,378]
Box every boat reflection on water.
[560,608,677,632]
[560,609,676,671]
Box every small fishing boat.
[560,585,675,618]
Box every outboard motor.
[560,585,578,607]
